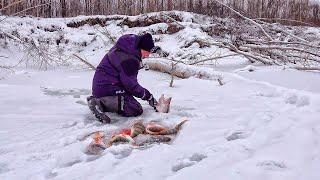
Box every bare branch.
[92,18,117,43]
[73,54,97,70]
[208,41,273,65]
[188,53,239,65]
[276,28,309,43]
[254,18,315,27]
[169,60,178,87]
[217,78,224,86]
[147,56,187,64]
[0,29,22,42]
[212,0,273,41]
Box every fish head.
[92,132,102,144]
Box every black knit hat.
[137,33,155,52]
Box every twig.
[276,27,309,43]
[147,56,187,64]
[0,29,22,42]
[73,54,97,70]
[209,41,273,65]
[188,53,239,65]
[92,18,117,43]
[169,59,179,87]
[217,78,224,86]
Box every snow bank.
[0,11,247,69]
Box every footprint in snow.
[173,106,196,112]
[85,155,102,162]
[257,160,287,171]
[172,160,195,172]
[172,153,207,172]
[60,159,83,168]
[255,90,280,98]
[45,171,58,179]
[108,144,133,159]
[0,147,10,155]
[41,87,91,97]
[59,136,78,147]
[82,113,107,126]
[166,106,195,118]
[226,131,250,141]
[76,100,87,106]
[284,93,310,107]
[0,163,10,174]
[55,152,84,169]
[60,121,78,129]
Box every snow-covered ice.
[1,62,320,179]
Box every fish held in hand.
[155,94,172,113]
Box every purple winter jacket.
[92,34,151,100]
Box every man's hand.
[147,95,158,109]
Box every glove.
[151,46,169,57]
[147,95,158,109]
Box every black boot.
[87,96,111,123]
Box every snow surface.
[1,12,320,180]
[1,60,320,179]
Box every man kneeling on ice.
[87,33,163,123]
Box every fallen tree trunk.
[293,67,320,71]
[145,58,222,81]
[243,44,320,59]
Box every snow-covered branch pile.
[200,15,320,68]
[0,11,320,70]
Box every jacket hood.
[115,34,141,58]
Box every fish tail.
[175,119,188,130]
